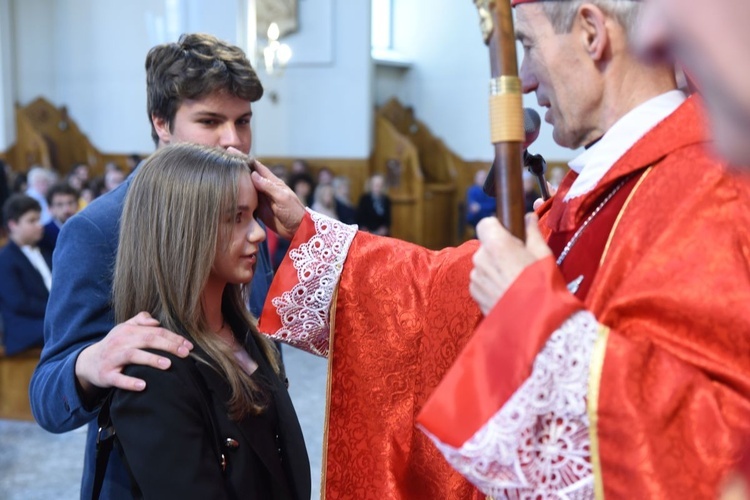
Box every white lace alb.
[268,209,357,357]
[423,311,600,499]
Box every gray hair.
[542,1,641,39]
[27,167,56,188]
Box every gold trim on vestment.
[599,167,653,266]
[320,286,339,500]
[588,324,610,500]
[588,168,652,498]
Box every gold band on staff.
[490,76,522,95]
[489,76,524,143]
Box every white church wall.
[13,0,239,154]
[10,0,373,159]
[252,0,373,159]
[0,0,16,150]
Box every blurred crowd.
[0,158,130,355]
[266,159,391,270]
[0,155,392,354]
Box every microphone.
[520,108,551,200]
[525,150,551,201]
[522,107,541,148]
[483,107,542,196]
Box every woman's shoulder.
[120,349,199,385]
[111,351,211,417]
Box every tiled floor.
[0,346,328,499]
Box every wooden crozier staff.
[474,0,526,239]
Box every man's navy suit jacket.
[39,220,61,251]
[0,240,51,354]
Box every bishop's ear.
[575,4,610,62]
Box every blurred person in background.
[311,183,338,220]
[465,169,496,234]
[25,166,56,225]
[0,195,51,355]
[356,173,391,236]
[316,166,334,186]
[332,176,356,224]
[103,167,126,194]
[39,183,79,251]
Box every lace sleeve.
[421,311,601,499]
[265,209,357,357]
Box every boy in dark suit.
[0,194,52,355]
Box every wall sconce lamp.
[262,22,292,76]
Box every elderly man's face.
[516,4,601,149]
[637,0,750,165]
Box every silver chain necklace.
[556,178,629,266]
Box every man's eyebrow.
[192,110,253,121]
[193,111,226,119]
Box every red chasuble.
[260,97,750,498]
[418,97,750,498]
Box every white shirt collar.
[564,90,687,201]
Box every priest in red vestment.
[252,1,750,498]
[417,1,750,498]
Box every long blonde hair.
[113,143,280,419]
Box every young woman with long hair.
[108,143,310,499]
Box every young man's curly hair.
[145,33,264,146]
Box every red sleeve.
[418,256,582,447]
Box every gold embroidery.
[587,324,610,500]
[320,286,339,500]
[585,168,653,499]
[600,167,654,266]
